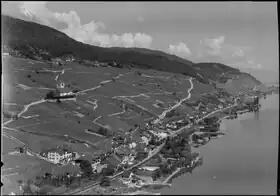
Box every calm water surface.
[162,94,279,195]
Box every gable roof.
[57,86,72,93]
[103,155,121,167]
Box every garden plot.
[175,105,195,116]
[6,118,56,131]
[3,104,24,116]
[192,80,215,95]
[2,135,21,154]
[117,110,143,123]
[96,116,132,133]
[91,98,124,117]
[94,81,145,98]
[60,72,109,90]
[129,97,163,115]
[3,85,45,105]
[23,119,105,143]
[120,114,148,127]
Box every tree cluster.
[166,109,180,118]
[97,127,111,137]
[45,90,57,100]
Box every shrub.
[100,176,110,187]
[98,127,109,136]
[79,160,93,177]
[45,91,56,99]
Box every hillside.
[2,15,206,82]
[194,62,262,85]
[1,15,262,87]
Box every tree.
[98,127,108,136]
[45,91,56,99]
[100,166,115,177]
[22,180,33,195]
[38,185,53,195]
[79,160,93,177]
[100,176,111,187]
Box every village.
[4,50,263,194]
[21,80,262,194]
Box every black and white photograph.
[1,2,278,195]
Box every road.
[77,71,132,95]
[153,78,193,124]
[163,168,181,184]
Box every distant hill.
[1,15,262,88]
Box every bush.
[79,160,93,177]
[45,91,56,99]
[100,176,111,187]
[98,127,109,136]
[100,166,115,176]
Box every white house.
[56,81,74,97]
[129,142,137,149]
[41,148,75,164]
[140,166,159,171]
[141,136,150,146]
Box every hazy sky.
[2,2,279,80]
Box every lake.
[162,94,279,195]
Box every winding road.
[153,77,193,124]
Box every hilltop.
[2,15,262,88]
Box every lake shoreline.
[162,94,278,195]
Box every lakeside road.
[68,103,237,195]
[170,104,238,137]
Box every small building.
[140,166,159,171]
[141,136,150,146]
[92,162,107,173]
[102,155,121,168]
[114,146,130,157]
[122,170,133,179]
[56,82,74,96]
[15,146,27,154]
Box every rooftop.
[103,155,121,167]
[41,147,73,155]
[57,86,73,94]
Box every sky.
[2,1,279,83]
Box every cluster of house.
[39,147,79,165]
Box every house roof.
[103,155,121,167]
[115,147,130,156]
[57,86,72,93]
[42,147,72,155]
[131,128,142,141]
[122,170,132,178]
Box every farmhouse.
[56,82,74,96]
[40,148,76,164]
